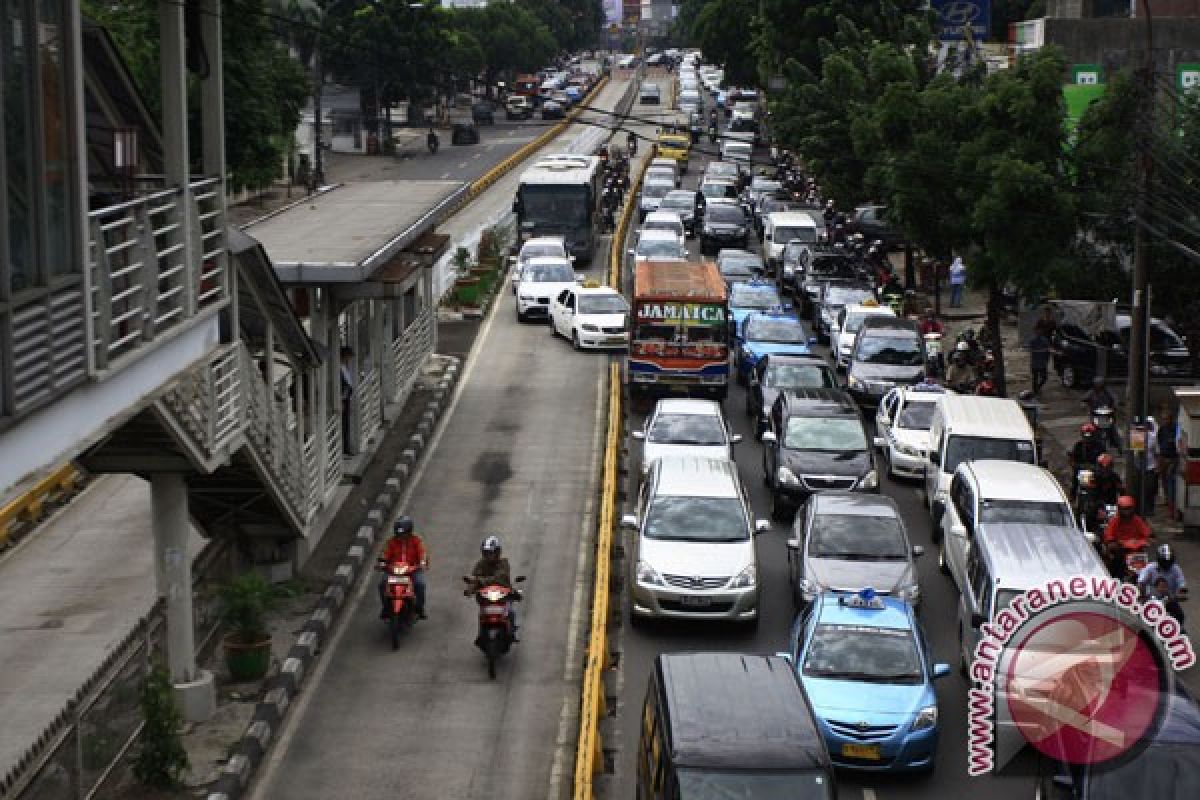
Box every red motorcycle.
[463,575,525,679]
[379,559,418,649]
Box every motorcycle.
[924,332,945,378]
[708,125,718,144]
[463,574,526,679]
[378,558,418,649]
[1092,405,1116,442]
[627,135,637,156]
[427,131,439,155]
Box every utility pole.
[1126,0,1154,509]
[312,37,324,190]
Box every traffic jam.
[507,50,1198,799]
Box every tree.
[690,0,758,88]
[450,4,556,90]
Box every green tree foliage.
[450,3,557,88]
[132,662,189,789]
[689,0,758,88]
[517,0,604,53]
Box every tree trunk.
[987,283,1008,398]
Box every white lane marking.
[440,172,451,179]
[547,372,607,800]
[458,161,468,169]
[486,144,496,150]
[863,789,878,800]
[247,248,509,800]
[473,152,483,159]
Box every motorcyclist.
[426,127,439,154]
[1069,422,1107,495]
[919,307,944,337]
[879,272,904,307]
[1093,452,1124,505]
[945,343,977,392]
[1103,495,1154,576]
[823,199,836,226]
[1082,376,1120,447]
[378,516,428,619]
[467,535,519,640]
[1138,543,1188,600]
[975,379,997,397]
[707,122,718,144]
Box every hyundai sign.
[931,0,990,42]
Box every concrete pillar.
[151,473,215,721]
[159,0,188,186]
[200,0,225,180]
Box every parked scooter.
[463,574,525,679]
[378,558,418,649]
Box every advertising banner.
[636,302,726,327]
[931,0,990,42]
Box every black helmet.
[1156,543,1175,570]
[482,536,502,556]
[394,516,414,536]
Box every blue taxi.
[734,311,814,386]
[727,280,789,340]
[786,589,949,773]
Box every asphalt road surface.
[246,78,631,800]
[607,90,1044,800]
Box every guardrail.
[573,362,622,799]
[609,157,647,290]
[0,464,84,549]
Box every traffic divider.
[609,156,647,290]
[0,463,83,550]
[573,362,622,799]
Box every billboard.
[931,0,990,42]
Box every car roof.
[895,386,945,404]
[653,456,740,498]
[814,592,913,631]
[656,653,826,771]
[639,227,682,242]
[654,398,722,416]
[520,236,566,249]
[859,316,920,334]
[718,249,762,261]
[663,189,695,200]
[959,460,1066,502]
[974,523,1107,590]
[779,387,858,415]
[844,303,891,316]
[767,211,819,227]
[761,353,829,368]
[523,255,572,268]
[811,491,903,519]
[746,311,801,327]
[644,211,684,225]
[935,395,1034,439]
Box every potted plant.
[451,247,481,307]
[218,572,276,681]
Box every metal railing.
[159,342,245,466]
[353,368,383,455]
[573,362,622,799]
[388,307,434,408]
[86,179,230,373]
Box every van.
[623,456,768,624]
[640,82,662,105]
[938,460,1080,592]
[648,157,680,187]
[925,395,1037,530]
[763,211,820,270]
[721,140,753,169]
[638,652,837,800]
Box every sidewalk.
[939,287,1200,690]
[0,474,205,772]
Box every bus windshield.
[519,185,590,227]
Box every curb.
[204,355,463,800]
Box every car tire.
[572,331,582,351]
[1061,363,1078,388]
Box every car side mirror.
[730,434,743,444]
[970,612,986,629]
[933,663,951,679]
[786,537,800,551]
[873,436,885,449]
[620,514,638,529]
[912,545,925,558]
[569,255,577,263]
[754,519,771,534]
[761,431,777,444]
[631,430,645,440]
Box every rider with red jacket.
[1103,495,1153,573]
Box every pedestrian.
[1028,330,1056,397]
[1159,405,1181,522]
[1033,304,1058,339]
[1135,416,1160,516]
[340,346,356,455]
[949,255,967,308]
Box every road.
[607,88,1044,799]
[246,77,638,800]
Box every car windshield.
[857,335,924,366]
[730,285,781,309]
[784,417,867,451]
[578,295,627,314]
[980,499,1072,527]
[824,287,872,308]
[803,625,923,683]
[766,364,836,389]
[520,243,563,261]
[722,255,763,271]
[707,163,738,179]
[643,182,672,199]
[896,401,936,430]
[524,263,574,282]
[707,205,744,224]
[702,183,736,199]
[643,495,747,542]
[676,769,835,799]
[638,238,683,258]
[647,413,726,445]
[775,226,817,244]
[810,514,908,559]
[943,436,1036,474]
[844,312,885,334]
[745,318,805,344]
[661,194,693,209]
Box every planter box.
[454,277,481,306]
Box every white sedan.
[632,397,741,473]
[875,386,947,480]
[549,284,630,350]
[509,236,569,293]
[515,256,577,322]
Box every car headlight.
[730,564,757,589]
[847,375,863,389]
[777,466,801,486]
[911,704,938,732]
[899,583,920,604]
[581,323,599,332]
[636,560,664,587]
[860,469,878,490]
[519,295,535,302]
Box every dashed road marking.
[458,161,468,169]
[440,172,451,179]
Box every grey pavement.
[0,474,204,772]
[245,78,632,800]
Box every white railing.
[353,368,382,453]
[86,179,229,372]
[158,342,244,466]
[325,413,344,489]
[388,307,434,408]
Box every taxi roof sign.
[838,587,885,609]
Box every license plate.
[677,595,712,607]
[841,743,881,760]
[605,336,626,344]
[482,604,507,615]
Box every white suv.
[515,256,576,322]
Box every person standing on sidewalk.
[1028,330,1057,397]
[948,255,967,308]
[1135,417,1160,516]
[1159,406,1181,522]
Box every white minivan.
[762,211,820,271]
[925,395,1037,531]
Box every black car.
[699,202,751,254]
[1051,312,1193,388]
[845,317,926,407]
[658,190,701,236]
[471,101,495,125]
[541,100,565,120]
[798,255,861,317]
[451,122,480,145]
[747,353,839,436]
[761,388,880,519]
[848,205,904,249]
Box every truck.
[627,260,730,401]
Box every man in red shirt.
[1103,495,1153,557]
[379,516,428,619]
[919,307,943,336]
